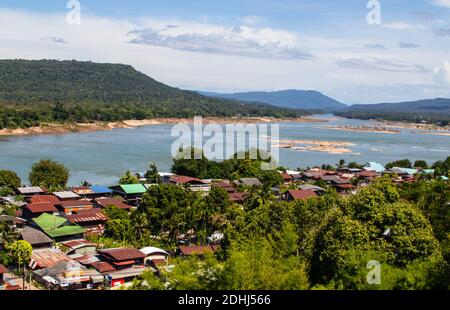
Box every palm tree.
[131,212,149,240]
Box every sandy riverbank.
[271,138,355,154]
[0,116,328,137]
[317,125,400,134]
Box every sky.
[0,0,449,104]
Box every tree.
[29,159,69,190]
[385,159,412,169]
[131,211,149,240]
[0,170,21,195]
[119,170,139,184]
[338,159,346,168]
[413,160,428,169]
[145,162,160,184]
[8,240,32,290]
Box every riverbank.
[0,116,328,136]
[317,125,400,134]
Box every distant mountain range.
[199,90,348,112]
[346,98,450,114]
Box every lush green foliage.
[0,59,309,129]
[0,170,21,195]
[29,159,69,190]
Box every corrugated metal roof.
[98,248,145,262]
[95,198,132,210]
[118,184,147,194]
[29,195,60,204]
[287,190,317,200]
[26,203,57,213]
[53,191,80,199]
[30,248,71,269]
[17,187,44,194]
[21,226,53,246]
[33,213,85,238]
[90,185,112,194]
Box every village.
[0,159,447,290]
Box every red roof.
[29,195,60,204]
[358,170,378,178]
[26,203,57,213]
[170,175,206,185]
[212,181,236,193]
[287,190,317,201]
[91,261,116,273]
[95,198,132,210]
[66,209,108,223]
[0,264,8,274]
[60,239,96,249]
[178,245,219,255]
[281,172,293,181]
[335,183,354,189]
[228,192,249,202]
[98,248,146,262]
[58,200,93,208]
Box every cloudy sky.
[0,0,449,104]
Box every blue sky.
[0,0,449,103]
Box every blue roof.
[393,167,418,175]
[90,185,112,194]
[364,162,385,173]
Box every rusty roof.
[97,248,145,262]
[95,197,132,210]
[29,195,60,204]
[287,190,317,201]
[26,202,57,213]
[58,199,93,208]
[178,245,219,255]
[65,210,108,223]
[0,264,8,274]
[170,175,206,185]
[91,261,116,273]
[29,248,71,269]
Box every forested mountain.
[337,98,450,125]
[200,89,348,112]
[0,59,309,129]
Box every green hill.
[0,59,308,129]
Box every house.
[320,175,354,193]
[89,186,113,197]
[112,184,147,204]
[94,197,132,211]
[16,186,45,197]
[228,192,250,203]
[177,245,220,256]
[0,214,27,229]
[97,248,146,269]
[60,239,97,255]
[140,246,170,266]
[170,176,210,192]
[211,181,236,193]
[53,191,80,201]
[56,199,94,215]
[104,265,147,288]
[357,170,379,183]
[363,162,385,174]
[234,178,263,187]
[70,187,95,198]
[298,184,326,195]
[159,172,176,184]
[21,226,53,249]
[0,264,7,286]
[23,202,58,219]
[29,195,60,204]
[285,190,317,202]
[32,213,85,242]
[33,259,103,290]
[29,248,72,270]
[280,171,293,184]
[65,209,107,235]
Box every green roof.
[119,184,147,194]
[33,213,85,238]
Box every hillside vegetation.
[0,59,309,129]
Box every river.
[0,116,448,186]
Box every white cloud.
[239,15,263,26]
[381,21,425,32]
[430,0,450,8]
[433,62,450,87]
[336,57,429,73]
[127,24,313,60]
